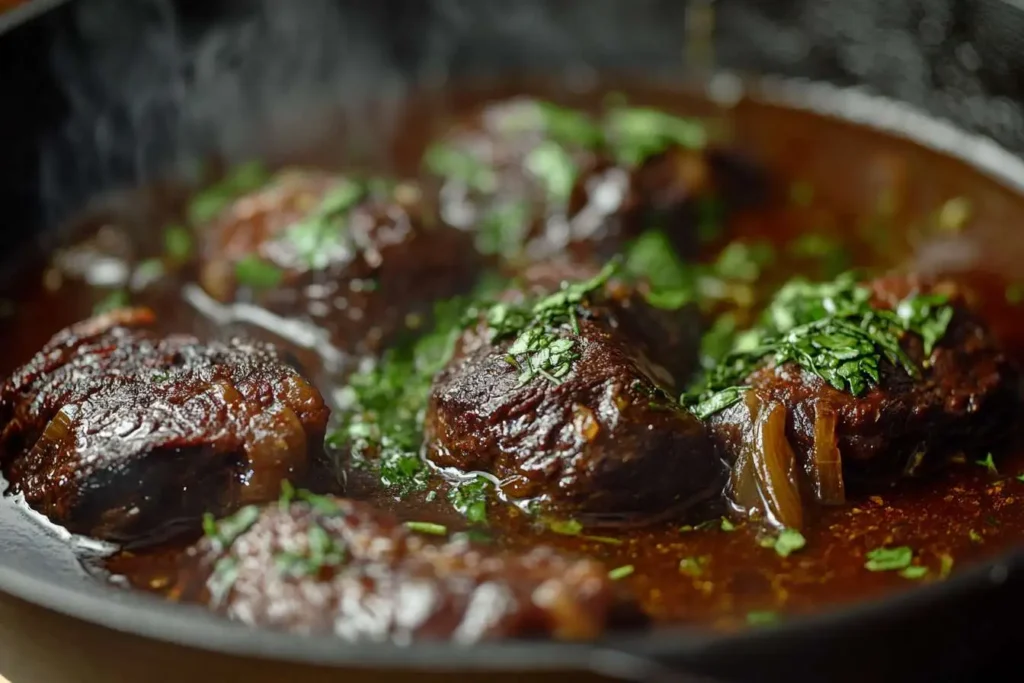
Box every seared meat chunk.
[182,496,640,642]
[425,264,721,524]
[427,97,765,263]
[197,169,480,355]
[699,273,1019,529]
[0,308,330,543]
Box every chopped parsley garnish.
[1006,283,1024,305]
[787,233,849,280]
[935,197,972,233]
[534,101,604,149]
[328,295,472,495]
[423,143,498,194]
[623,230,697,310]
[404,521,448,536]
[684,271,955,419]
[202,505,260,548]
[234,255,284,290]
[864,545,913,572]
[281,179,367,269]
[969,529,984,544]
[607,564,635,580]
[163,224,193,262]
[623,231,775,313]
[476,201,531,256]
[772,528,807,558]
[547,518,623,545]
[899,565,929,580]
[208,556,239,607]
[133,259,165,287]
[720,518,737,532]
[976,453,999,475]
[93,289,130,315]
[188,161,270,226]
[525,140,577,203]
[746,610,780,626]
[939,554,955,578]
[447,476,491,525]
[484,262,616,386]
[603,105,706,166]
[275,523,346,578]
[679,555,709,577]
[549,519,584,536]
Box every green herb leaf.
[535,101,603,149]
[607,565,635,581]
[279,480,295,511]
[773,528,807,557]
[330,293,480,496]
[207,556,239,607]
[424,143,498,194]
[604,106,706,165]
[746,610,779,626]
[477,201,531,256]
[404,521,448,536]
[164,224,193,262]
[684,271,954,418]
[234,255,283,290]
[864,545,913,572]
[488,262,616,385]
[899,565,929,580]
[582,535,624,545]
[189,162,270,226]
[524,140,577,203]
[1006,283,1024,305]
[281,179,365,269]
[447,476,491,524]
[975,453,999,475]
[720,518,737,532]
[93,289,130,315]
[939,553,955,579]
[204,505,261,548]
[549,519,584,536]
[969,529,984,544]
[679,555,709,577]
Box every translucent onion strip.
[810,403,846,505]
[751,401,804,531]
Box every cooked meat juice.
[3,85,1024,638]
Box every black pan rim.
[0,0,69,34]
[3,75,1024,672]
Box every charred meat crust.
[182,497,642,642]
[198,169,482,354]
[425,276,722,524]
[0,308,330,543]
[707,275,1021,489]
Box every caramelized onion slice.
[727,395,763,518]
[810,403,846,505]
[751,400,804,531]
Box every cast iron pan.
[3,1,1024,681]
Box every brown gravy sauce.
[4,82,1024,632]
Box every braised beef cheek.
[181,497,641,642]
[0,308,329,544]
[198,169,482,355]
[707,275,1021,492]
[425,277,722,524]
